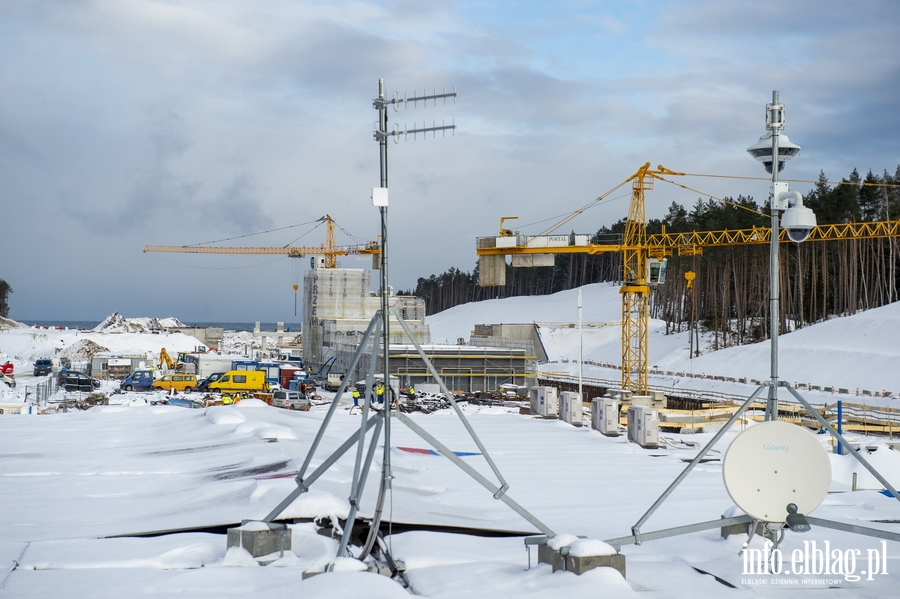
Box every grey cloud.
[275,21,423,96]
[148,108,192,161]
[199,173,274,234]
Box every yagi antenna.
[391,87,457,111]
[374,86,457,144]
[391,120,455,143]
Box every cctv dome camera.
[746,133,801,174]
[781,204,817,243]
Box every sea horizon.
[15,320,302,333]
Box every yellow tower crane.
[476,163,900,395]
[144,215,382,267]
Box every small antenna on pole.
[374,86,458,143]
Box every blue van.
[120,370,155,392]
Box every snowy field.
[2,285,900,597]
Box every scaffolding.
[303,268,430,371]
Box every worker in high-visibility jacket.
[352,387,361,406]
[375,383,385,404]
[407,384,415,399]
[221,393,233,405]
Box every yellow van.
[208,370,268,393]
[152,373,199,392]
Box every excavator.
[157,348,186,372]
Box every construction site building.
[469,323,548,362]
[385,344,535,394]
[302,268,430,373]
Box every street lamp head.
[747,132,801,174]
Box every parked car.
[120,370,155,392]
[57,371,101,392]
[34,357,72,376]
[1,372,15,388]
[33,359,53,376]
[167,397,205,409]
[271,390,310,411]
[151,373,198,393]
[197,372,227,392]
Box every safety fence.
[538,371,900,436]
[548,358,898,399]
[26,365,100,410]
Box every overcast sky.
[3,0,899,323]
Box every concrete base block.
[540,543,626,577]
[227,523,291,558]
[565,553,626,577]
[538,543,564,571]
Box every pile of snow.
[0,315,27,329]
[220,330,277,354]
[93,312,186,333]
[569,539,618,557]
[59,339,109,362]
[427,283,622,344]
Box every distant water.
[18,321,302,333]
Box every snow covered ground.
[431,284,900,404]
[2,288,900,597]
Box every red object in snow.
[0,362,13,375]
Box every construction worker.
[376,383,385,404]
[352,386,361,406]
[407,384,415,398]
[222,392,233,405]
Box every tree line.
[0,279,11,319]
[401,166,900,352]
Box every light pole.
[621,92,900,551]
[746,90,815,420]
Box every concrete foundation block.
[227,522,291,558]
[565,553,626,577]
[540,543,625,577]
[538,543,564,571]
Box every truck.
[233,360,281,388]
[180,354,241,379]
[326,373,345,391]
[208,370,268,393]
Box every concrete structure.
[301,268,536,394]
[469,323,547,362]
[168,327,224,351]
[302,267,430,373]
[252,322,300,342]
[380,344,535,394]
[538,541,626,577]
[226,522,291,559]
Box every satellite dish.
[723,421,831,522]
